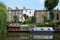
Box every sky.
[0,0,60,10]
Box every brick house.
[35,9,60,23]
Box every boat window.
[41,28,43,30]
[48,28,50,30]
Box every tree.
[26,19,32,24]
[45,0,59,11]
[43,16,48,23]
[44,0,59,21]
[50,10,55,20]
[31,16,36,23]
[0,2,8,33]
[22,18,32,24]
[13,15,19,23]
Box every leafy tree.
[22,19,32,24]
[45,0,59,11]
[43,16,47,23]
[44,0,59,21]
[31,16,36,23]
[0,2,8,33]
[13,15,19,23]
[50,10,55,20]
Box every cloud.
[39,0,45,3]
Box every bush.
[37,23,45,27]
[57,21,60,25]
[37,21,55,27]
[47,21,55,27]
[22,19,32,24]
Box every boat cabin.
[33,27,53,31]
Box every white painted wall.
[23,9,35,17]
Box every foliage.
[43,16,48,23]
[0,2,8,33]
[45,0,59,10]
[37,21,55,27]
[22,19,32,24]
[7,20,14,24]
[37,23,45,27]
[31,16,36,23]
[57,20,60,25]
[50,10,55,21]
[44,0,59,23]
[13,15,19,23]
[47,21,55,27]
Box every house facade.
[35,10,48,23]
[8,7,23,22]
[7,7,60,23]
[35,9,60,23]
[23,7,35,17]
[7,7,35,22]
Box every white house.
[23,7,35,17]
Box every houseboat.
[29,27,55,32]
[7,23,21,32]
[7,23,30,32]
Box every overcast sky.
[0,0,60,10]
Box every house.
[7,7,23,22]
[34,9,60,23]
[23,7,35,20]
[34,10,48,23]
[7,7,35,22]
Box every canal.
[0,32,60,40]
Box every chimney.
[8,7,12,10]
[23,6,26,10]
[15,7,19,10]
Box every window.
[41,28,43,30]
[37,15,39,17]
[9,15,10,17]
[48,28,50,30]
[25,10,27,12]
[13,12,14,15]
[19,15,21,17]
[9,11,11,13]
[29,11,31,14]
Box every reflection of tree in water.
[0,32,60,40]
[0,33,7,40]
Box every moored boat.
[29,27,55,32]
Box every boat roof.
[34,27,53,28]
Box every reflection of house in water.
[33,35,53,40]
[7,33,30,40]
[30,33,53,40]
[7,32,53,40]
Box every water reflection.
[0,33,7,40]
[0,32,60,40]
[29,32,54,40]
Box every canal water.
[0,32,60,40]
